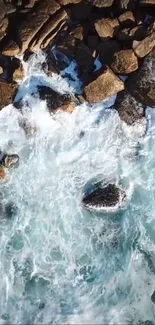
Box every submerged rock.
[82,181,126,212]
[37,85,77,113]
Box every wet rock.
[4,202,17,218]
[84,66,124,103]
[95,18,119,39]
[126,47,155,107]
[0,80,18,109]
[13,63,24,81]
[140,0,155,4]
[37,85,76,113]
[71,1,92,21]
[151,290,155,304]
[110,49,138,74]
[97,39,121,65]
[133,31,155,58]
[115,89,145,124]
[0,0,7,21]
[18,118,37,135]
[0,166,7,182]
[1,154,19,168]
[118,11,135,27]
[75,42,94,66]
[82,181,126,211]
[17,0,60,54]
[91,0,114,7]
[2,40,20,56]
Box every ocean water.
[0,51,155,324]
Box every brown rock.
[71,1,92,20]
[0,0,6,21]
[17,0,60,54]
[0,66,3,74]
[2,154,19,168]
[118,11,135,27]
[0,80,18,109]
[84,66,124,103]
[0,17,8,41]
[110,49,138,74]
[92,0,114,7]
[0,166,7,182]
[30,9,68,51]
[97,40,121,65]
[115,90,145,124]
[13,64,24,81]
[69,26,84,40]
[133,31,155,57]
[2,40,20,56]
[95,18,118,38]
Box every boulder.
[0,80,18,109]
[1,154,19,168]
[82,181,126,211]
[17,0,60,54]
[91,0,114,7]
[133,31,155,58]
[84,66,124,103]
[2,40,20,56]
[115,89,145,124]
[0,17,9,41]
[29,9,68,51]
[126,48,155,107]
[110,49,138,74]
[36,86,76,113]
[97,39,121,64]
[95,18,119,39]
[71,1,92,20]
[0,0,6,21]
[118,11,135,27]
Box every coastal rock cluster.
[0,0,154,124]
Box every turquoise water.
[0,52,154,324]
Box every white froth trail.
[0,51,154,324]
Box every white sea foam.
[0,52,154,324]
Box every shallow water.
[0,52,155,324]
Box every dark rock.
[110,49,138,74]
[117,0,138,9]
[1,154,19,168]
[87,34,99,49]
[84,66,124,103]
[126,48,155,107]
[36,85,76,113]
[133,31,155,58]
[151,290,155,304]
[0,80,18,109]
[0,0,7,21]
[71,1,92,21]
[4,202,17,218]
[97,39,121,65]
[115,89,145,124]
[82,181,126,211]
[95,18,119,39]
[75,41,95,66]
[2,40,20,56]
